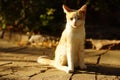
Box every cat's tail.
[37,56,72,73]
[37,56,55,66]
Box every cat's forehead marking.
[66,11,81,18]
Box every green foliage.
[40,8,55,26]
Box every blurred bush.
[0,0,120,37]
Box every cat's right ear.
[79,4,87,14]
[62,5,71,13]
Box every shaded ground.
[0,39,120,80]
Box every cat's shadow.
[75,64,120,76]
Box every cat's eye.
[70,18,73,20]
[77,17,81,20]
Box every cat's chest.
[65,30,85,47]
[66,28,85,39]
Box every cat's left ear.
[62,4,71,13]
[79,4,87,14]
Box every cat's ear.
[62,4,71,13]
[79,4,87,14]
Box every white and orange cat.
[37,4,87,73]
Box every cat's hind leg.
[54,55,74,73]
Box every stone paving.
[0,39,120,80]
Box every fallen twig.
[86,39,120,50]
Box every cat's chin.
[71,26,80,29]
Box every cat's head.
[63,4,87,29]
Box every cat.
[37,4,87,73]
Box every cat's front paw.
[65,68,74,73]
[79,64,87,69]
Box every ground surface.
[0,39,120,80]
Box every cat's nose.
[72,19,77,26]
[74,22,77,26]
